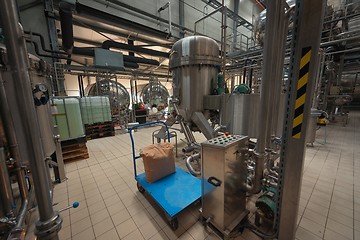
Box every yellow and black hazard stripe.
[292,46,312,139]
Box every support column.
[277,0,325,239]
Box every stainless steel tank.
[0,45,56,160]
[220,94,285,138]
[170,36,220,122]
[28,54,56,157]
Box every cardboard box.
[140,142,176,183]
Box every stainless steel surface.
[0,147,14,218]
[277,0,325,238]
[306,110,322,145]
[170,36,220,123]
[140,81,169,108]
[185,153,201,176]
[172,102,196,144]
[0,0,61,238]
[28,54,56,157]
[270,4,289,138]
[191,112,214,140]
[1,46,56,160]
[257,0,286,153]
[220,94,284,138]
[201,135,248,233]
[220,94,259,138]
[256,0,295,45]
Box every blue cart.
[129,121,202,230]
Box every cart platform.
[136,166,201,217]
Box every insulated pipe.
[185,153,201,176]
[270,4,290,137]
[72,47,158,67]
[0,147,14,218]
[0,0,61,239]
[249,0,285,194]
[102,40,170,58]
[59,1,75,54]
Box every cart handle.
[129,121,170,178]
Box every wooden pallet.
[61,137,89,161]
[85,122,115,140]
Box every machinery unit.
[219,94,285,138]
[0,46,58,161]
[86,79,130,113]
[201,134,249,236]
[140,81,169,108]
[170,36,220,126]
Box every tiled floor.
[52,111,360,240]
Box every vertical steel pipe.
[0,73,29,207]
[257,0,284,153]
[0,0,61,239]
[247,0,286,194]
[270,1,288,137]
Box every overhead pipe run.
[102,40,170,58]
[72,47,159,67]
[58,1,162,68]
[72,47,142,68]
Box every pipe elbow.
[185,153,201,177]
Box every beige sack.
[140,142,176,183]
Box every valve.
[58,202,79,213]
[33,83,49,106]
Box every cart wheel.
[169,218,178,230]
[137,182,145,193]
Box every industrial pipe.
[158,2,172,37]
[185,153,201,176]
[24,31,66,55]
[320,35,360,47]
[59,1,75,54]
[0,147,14,218]
[270,2,290,137]
[172,102,196,144]
[248,60,256,88]
[72,46,159,67]
[0,0,62,239]
[0,73,29,217]
[249,0,286,194]
[102,40,170,58]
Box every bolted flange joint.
[35,211,62,240]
